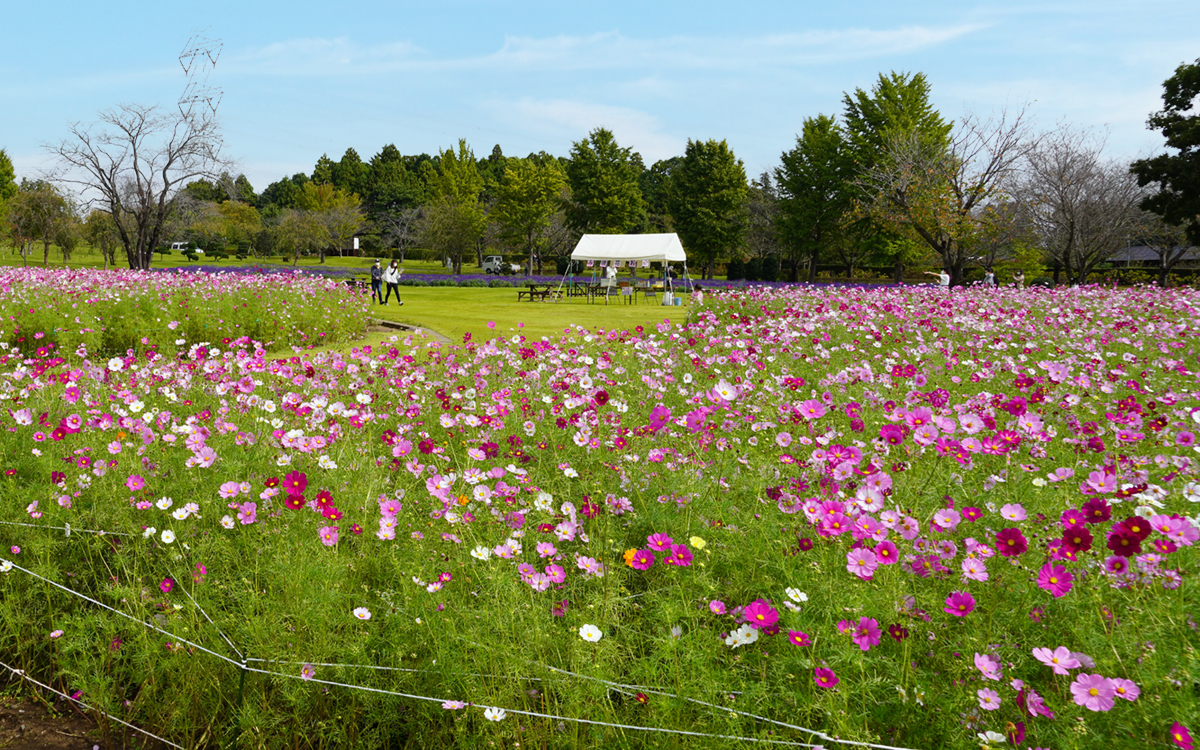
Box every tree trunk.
[892,259,904,284]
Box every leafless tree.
[859,107,1032,284]
[47,103,224,269]
[377,206,423,261]
[1008,128,1145,285]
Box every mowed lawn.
[373,286,695,343]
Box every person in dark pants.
[370,259,384,304]
[383,260,404,306]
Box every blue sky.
[3,1,1197,194]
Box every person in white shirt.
[382,260,404,306]
[923,269,950,289]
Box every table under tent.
[555,233,693,305]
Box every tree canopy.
[666,139,748,279]
[1131,58,1200,245]
[564,128,645,235]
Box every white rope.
[5,561,244,669]
[0,520,131,536]
[3,559,924,750]
[0,659,185,750]
[540,665,924,750]
[176,578,243,661]
[240,664,824,747]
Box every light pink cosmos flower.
[1033,646,1080,675]
[1070,673,1115,712]
[846,548,878,579]
[976,688,1001,711]
[974,653,1002,681]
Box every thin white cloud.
[491,98,684,164]
[225,24,986,77]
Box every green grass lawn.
[375,286,693,343]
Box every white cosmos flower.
[483,707,507,722]
[156,497,173,510]
[785,587,808,603]
[352,607,372,620]
[470,546,491,561]
[142,526,157,539]
[578,624,602,642]
[220,515,235,529]
[0,560,12,573]
[160,530,176,544]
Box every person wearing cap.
[370,259,384,305]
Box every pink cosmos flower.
[851,617,881,651]
[974,653,1002,681]
[1110,678,1139,701]
[319,526,339,547]
[1033,646,1080,675]
[709,600,727,615]
[943,591,975,617]
[1036,562,1074,598]
[874,540,899,565]
[813,667,838,688]
[1070,673,1115,712]
[977,688,1001,711]
[646,533,674,552]
[846,548,878,579]
[160,578,174,594]
[125,475,146,492]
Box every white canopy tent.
[560,233,691,303]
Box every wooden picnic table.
[516,283,561,302]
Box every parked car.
[482,255,520,274]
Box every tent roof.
[570,233,687,263]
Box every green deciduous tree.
[295,183,364,263]
[83,209,121,268]
[493,158,566,274]
[666,139,748,280]
[564,128,645,235]
[776,115,857,282]
[1131,58,1200,247]
[421,140,486,273]
[7,179,76,266]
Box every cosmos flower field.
[0,271,1198,750]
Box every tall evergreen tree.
[666,139,748,280]
[563,128,645,235]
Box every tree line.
[2,62,1198,285]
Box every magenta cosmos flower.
[788,630,812,647]
[944,591,976,617]
[1036,562,1073,598]
[629,550,655,570]
[743,600,779,630]
[813,667,838,688]
[850,617,881,651]
[125,474,146,492]
[1070,673,1115,712]
[995,528,1028,557]
[1171,722,1194,749]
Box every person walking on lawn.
[383,260,404,306]
[370,259,384,305]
